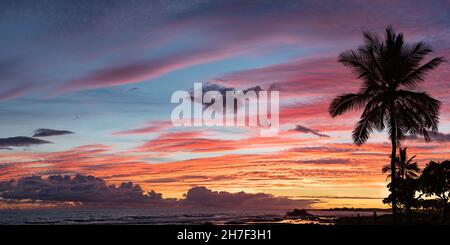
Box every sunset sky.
[1,0,449,209]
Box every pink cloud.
[0,84,35,101]
[113,121,172,135]
[60,47,241,92]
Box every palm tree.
[329,26,444,223]
[382,147,421,217]
[382,147,420,180]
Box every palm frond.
[338,50,383,86]
[329,93,368,117]
[405,41,432,65]
[352,106,382,145]
[398,57,445,87]
[398,92,440,139]
[382,164,391,173]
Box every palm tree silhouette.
[382,147,421,217]
[329,26,444,223]
[382,147,420,180]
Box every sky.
[0,0,450,209]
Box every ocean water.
[0,208,388,225]
[0,208,281,225]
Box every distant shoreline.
[307,208,391,212]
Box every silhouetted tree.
[418,198,441,212]
[329,26,444,223]
[382,148,420,216]
[382,147,420,180]
[384,178,419,217]
[419,160,450,222]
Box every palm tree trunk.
[390,132,398,224]
[389,106,398,224]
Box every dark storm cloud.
[0,174,163,204]
[0,136,51,148]
[0,175,317,209]
[33,128,74,137]
[183,186,317,209]
[293,125,329,138]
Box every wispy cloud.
[406,132,450,142]
[0,136,51,148]
[1,1,449,98]
[33,128,74,137]
[113,121,171,135]
[293,124,330,138]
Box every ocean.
[0,208,388,225]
